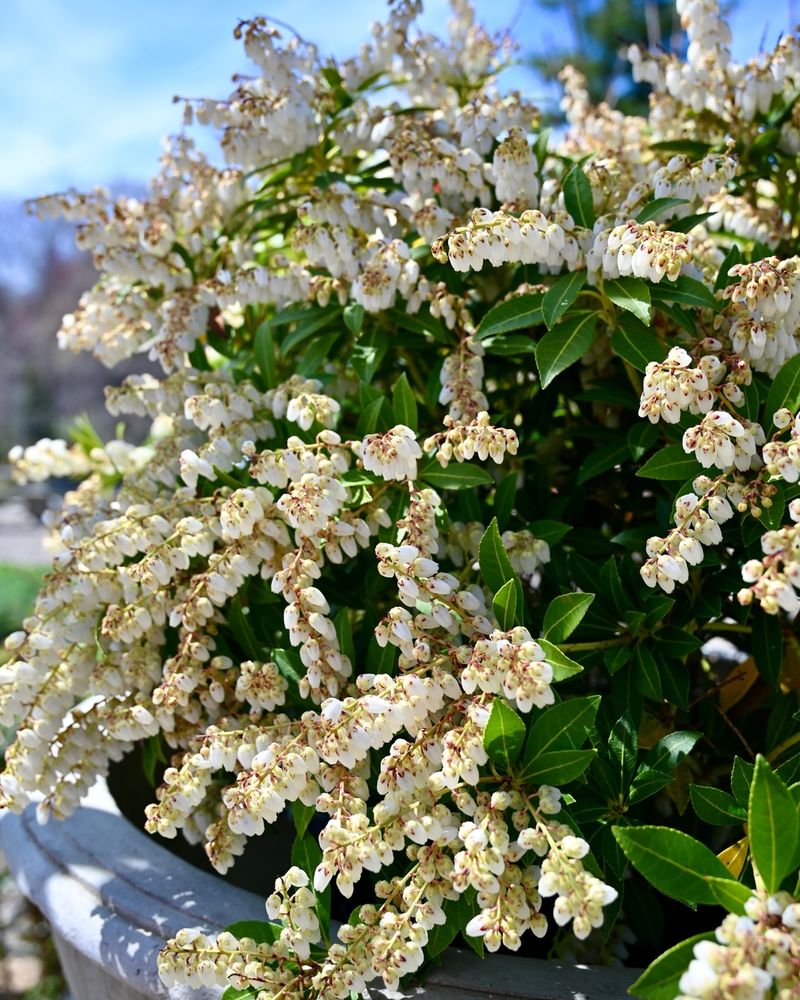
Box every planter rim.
[0,773,639,999]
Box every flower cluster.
[678,893,800,1000]
[8,0,800,997]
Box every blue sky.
[0,0,791,200]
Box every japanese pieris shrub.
[4,0,800,996]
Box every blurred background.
[0,0,794,996]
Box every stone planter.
[0,775,639,999]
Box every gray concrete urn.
[0,774,638,999]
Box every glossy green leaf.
[484,698,526,768]
[629,933,715,1000]
[714,244,743,291]
[650,276,718,311]
[519,747,596,784]
[543,592,595,642]
[635,198,689,224]
[752,611,783,689]
[493,577,524,629]
[391,372,418,430]
[650,138,712,158]
[613,825,733,905]
[476,293,544,340]
[525,695,600,757]
[562,165,595,228]
[633,644,662,701]
[291,799,316,839]
[637,444,703,481]
[704,876,751,915]
[576,441,629,485]
[536,311,596,387]
[610,314,664,371]
[749,754,799,893]
[690,785,747,825]
[542,272,588,330]
[629,732,701,804]
[482,332,538,355]
[343,301,365,335]
[765,353,800,419]
[419,461,494,491]
[537,638,585,682]
[731,756,755,807]
[254,321,277,388]
[224,920,280,944]
[494,473,517,531]
[606,277,652,325]
[479,517,516,595]
[527,520,572,545]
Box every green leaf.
[749,754,799,893]
[227,598,263,660]
[387,306,449,343]
[650,276,719,311]
[425,898,461,958]
[752,611,783,689]
[562,165,595,228]
[543,592,595,642]
[668,212,716,234]
[482,333,538,356]
[637,444,703,481]
[635,198,690,224]
[650,138,712,158]
[612,825,733,906]
[391,373,418,431]
[494,473,517,531]
[355,395,391,436]
[629,732,701,804]
[536,310,596,388]
[484,698,526,768]
[542,271,588,330]
[282,306,341,353]
[419,460,494,491]
[610,314,664,371]
[606,277,652,325]
[731,756,755,807]
[292,833,331,930]
[691,785,747,825]
[519,747,596,785]
[537,637,585,682]
[291,799,316,839]
[576,441,629,485]
[629,933,715,1000]
[704,876,752,915]
[343,301,365,335]
[493,577,524,630]
[352,329,389,383]
[254,321,277,388]
[334,608,355,665]
[606,714,639,796]
[765,353,800,418]
[714,245,743,292]
[633,644,662,701]
[366,636,398,675]
[224,920,280,944]
[479,517,516,595]
[222,988,259,1000]
[655,626,702,659]
[628,421,659,460]
[525,695,600,757]
[527,520,572,545]
[476,293,544,340]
